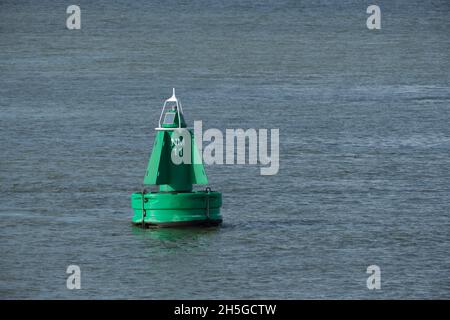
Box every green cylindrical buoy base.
[131,190,222,227]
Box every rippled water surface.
[0,0,449,299]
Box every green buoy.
[131,89,222,227]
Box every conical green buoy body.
[131,89,222,227]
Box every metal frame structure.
[158,88,184,129]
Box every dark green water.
[0,0,449,298]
